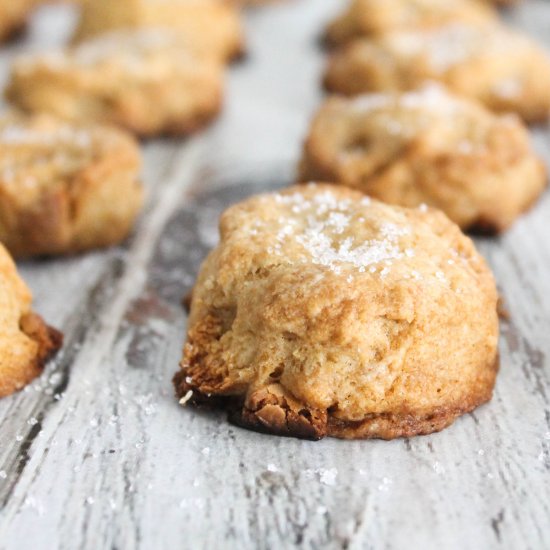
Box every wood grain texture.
[0,1,549,549]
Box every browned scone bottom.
[0,112,143,258]
[0,245,63,398]
[176,359,498,441]
[174,184,500,440]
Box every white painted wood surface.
[1,2,550,549]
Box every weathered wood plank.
[0,1,549,549]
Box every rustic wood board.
[1,1,550,549]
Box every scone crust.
[299,86,547,233]
[175,184,499,440]
[74,0,245,62]
[0,245,62,398]
[325,0,495,47]
[323,23,550,123]
[0,113,143,258]
[6,30,224,137]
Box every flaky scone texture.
[0,0,34,42]
[74,0,244,62]
[174,184,499,440]
[6,29,224,137]
[324,23,550,123]
[0,112,143,258]
[325,0,495,47]
[299,85,547,233]
[0,244,62,398]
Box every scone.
[325,0,495,47]
[324,23,550,123]
[5,29,224,137]
[0,112,143,258]
[74,0,244,62]
[0,0,35,42]
[0,244,62,398]
[174,184,499,440]
[299,85,547,233]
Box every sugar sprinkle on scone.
[0,0,35,43]
[74,0,244,63]
[174,184,499,440]
[324,23,550,123]
[0,112,143,258]
[0,243,62,398]
[325,0,495,47]
[299,85,547,233]
[6,29,225,137]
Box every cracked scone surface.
[6,29,224,137]
[74,0,244,62]
[174,184,499,440]
[0,243,62,398]
[0,112,143,258]
[0,0,34,42]
[324,23,550,123]
[325,0,495,47]
[299,85,546,233]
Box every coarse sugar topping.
[18,29,196,73]
[390,23,521,73]
[0,116,117,190]
[0,120,92,149]
[350,83,459,114]
[267,187,412,274]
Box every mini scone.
[325,0,495,47]
[324,23,550,123]
[0,243,62,398]
[5,29,224,137]
[174,184,499,440]
[74,0,244,62]
[0,112,143,258]
[299,85,547,233]
[0,0,35,42]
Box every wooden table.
[1,1,549,548]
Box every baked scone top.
[382,23,534,74]
[299,85,546,231]
[326,0,495,45]
[185,184,498,433]
[324,22,550,122]
[196,183,493,300]
[0,113,139,201]
[301,84,538,188]
[12,28,220,78]
[73,0,244,62]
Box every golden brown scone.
[5,29,225,137]
[0,244,62,398]
[299,85,547,233]
[0,0,35,42]
[324,23,550,124]
[74,0,244,62]
[0,112,143,258]
[174,184,499,440]
[325,0,495,47]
